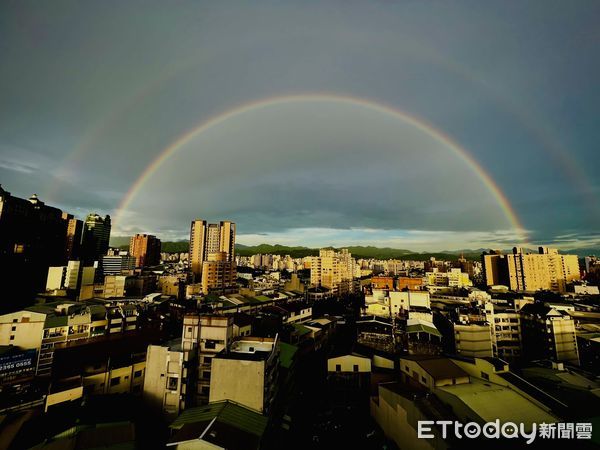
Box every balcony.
[42,335,66,344]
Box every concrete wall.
[209,358,264,413]
[370,384,447,450]
[0,311,45,349]
[327,355,371,373]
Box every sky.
[1,1,599,251]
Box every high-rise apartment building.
[129,233,161,267]
[81,213,111,265]
[310,248,356,293]
[483,247,580,293]
[189,220,235,280]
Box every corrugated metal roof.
[170,401,267,437]
[405,323,441,337]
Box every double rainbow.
[112,93,529,243]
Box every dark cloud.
[0,1,598,250]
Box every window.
[405,365,410,372]
[110,377,120,386]
[134,370,143,378]
[204,340,216,349]
[12,319,18,323]
[201,386,210,395]
[9,336,14,341]
[167,377,178,390]
[421,376,427,383]
[11,326,16,331]
[187,327,192,333]
[353,364,359,372]
[336,364,341,372]
[481,371,489,381]
[202,371,211,380]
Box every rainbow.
[47,44,598,226]
[113,93,529,242]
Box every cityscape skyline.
[1,3,599,446]
[1,1,599,252]
[3,182,599,254]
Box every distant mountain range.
[109,237,599,260]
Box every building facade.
[81,213,111,265]
[310,248,356,294]
[0,187,68,308]
[189,220,236,280]
[129,234,161,267]
[483,247,580,293]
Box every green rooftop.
[292,323,312,337]
[406,322,441,337]
[279,342,298,369]
[170,401,267,437]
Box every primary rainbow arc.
[114,93,528,244]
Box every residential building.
[520,302,579,365]
[484,301,522,360]
[103,275,134,298]
[279,302,312,324]
[209,336,280,414]
[201,251,237,295]
[483,247,580,293]
[453,323,493,358]
[143,342,187,418]
[371,276,394,290]
[158,275,186,300]
[182,314,234,404]
[189,219,235,280]
[397,277,423,291]
[129,233,161,267]
[310,248,356,294]
[424,268,472,288]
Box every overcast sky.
[1,1,599,251]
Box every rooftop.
[401,355,468,380]
[502,363,600,420]
[436,378,557,426]
[169,401,267,450]
[405,318,441,337]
